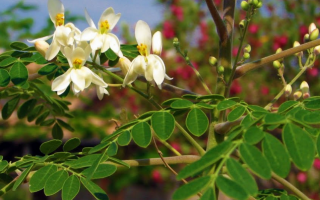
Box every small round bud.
[300,81,309,94]
[253,0,259,7]
[314,45,320,56]
[276,48,282,54]
[285,84,292,97]
[303,93,310,99]
[185,57,190,62]
[173,37,179,46]
[273,60,281,69]
[309,54,314,60]
[239,20,246,29]
[293,41,303,57]
[218,66,224,74]
[293,91,302,101]
[209,56,217,66]
[248,0,253,4]
[309,23,317,34]
[34,40,49,57]
[310,29,319,41]
[243,52,250,59]
[241,1,249,11]
[304,34,310,43]
[256,2,263,8]
[244,44,251,53]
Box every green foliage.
[63,138,81,152]
[29,164,58,192]
[62,175,80,200]
[216,175,249,200]
[0,69,10,87]
[131,122,152,148]
[151,111,175,140]
[186,108,209,136]
[9,62,28,86]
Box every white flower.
[81,7,121,54]
[28,0,81,60]
[51,44,108,96]
[123,20,172,89]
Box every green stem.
[271,172,310,200]
[0,179,16,196]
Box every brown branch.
[223,0,236,38]
[205,0,228,42]
[104,155,200,168]
[234,39,320,80]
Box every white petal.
[71,47,85,62]
[28,35,53,43]
[67,31,75,46]
[57,87,67,95]
[148,55,165,88]
[55,26,71,46]
[91,70,108,87]
[81,27,98,41]
[45,39,60,60]
[81,67,93,88]
[96,85,109,100]
[165,74,173,80]
[102,33,120,54]
[84,44,92,61]
[131,55,146,74]
[72,83,81,95]
[84,8,97,29]
[123,68,138,87]
[135,20,151,54]
[52,68,72,91]
[100,34,110,53]
[98,7,121,31]
[71,69,86,91]
[63,46,73,66]
[152,31,162,55]
[90,34,104,51]
[48,0,64,26]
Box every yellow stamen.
[55,13,64,26]
[100,20,110,34]
[137,44,148,57]
[73,58,83,69]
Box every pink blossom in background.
[299,25,308,42]
[316,16,320,26]
[214,0,222,5]
[175,66,194,80]
[152,170,163,183]
[297,172,307,183]
[313,158,320,170]
[272,35,288,51]
[232,47,239,57]
[163,21,175,39]
[248,24,259,34]
[307,67,318,77]
[171,142,181,152]
[260,85,270,95]
[170,5,184,21]
[198,21,209,47]
[230,80,242,95]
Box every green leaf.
[172,176,212,200]
[40,118,55,126]
[108,157,130,168]
[12,164,34,191]
[283,123,315,170]
[38,64,58,75]
[89,141,111,154]
[29,164,58,193]
[240,143,272,179]
[27,104,43,122]
[17,99,37,119]
[161,98,182,106]
[227,106,246,122]
[40,139,62,155]
[10,62,28,86]
[80,177,109,200]
[226,158,258,196]
[35,110,50,125]
[170,99,193,109]
[105,48,117,61]
[186,108,209,136]
[278,101,299,113]
[120,44,139,59]
[195,102,215,109]
[137,111,157,120]
[216,175,249,200]
[108,57,119,67]
[244,126,265,145]
[264,113,287,124]
[304,99,320,110]
[182,94,198,100]
[65,154,107,169]
[262,134,291,178]
[63,138,81,152]
[317,134,320,157]
[44,170,69,196]
[0,161,8,171]
[131,122,152,148]
[200,188,215,200]
[303,112,320,124]
[62,175,80,200]
[10,41,29,50]
[0,69,10,86]
[57,119,75,132]
[177,141,232,180]
[0,57,17,67]
[1,96,20,120]
[107,142,118,156]
[151,112,175,140]
[196,94,225,101]
[217,100,237,111]
[52,123,63,139]
[248,105,267,112]
[81,164,117,179]
[117,130,131,146]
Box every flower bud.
[209,56,217,66]
[243,52,250,59]
[300,81,309,94]
[310,29,319,41]
[34,40,49,57]
[309,23,317,34]
[276,48,282,54]
[304,34,310,43]
[244,44,251,53]
[241,1,249,11]
[293,91,302,101]
[253,0,259,7]
[256,2,263,8]
[293,41,303,57]
[273,60,281,69]
[314,45,320,56]
[239,20,246,29]
[185,56,190,62]
[152,31,162,55]
[119,56,131,75]
[285,84,292,97]
[173,37,179,47]
[247,0,253,4]
[303,93,310,99]
[218,66,224,74]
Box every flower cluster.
[29,0,171,99]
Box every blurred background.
[1,0,320,199]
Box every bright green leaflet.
[186,108,209,136]
[12,164,34,191]
[17,99,37,119]
[1,96,20,120]
[0,69,10,87]
[151,111,175,140]
[44,170,69,196]
[117,130,131,146]
[227,106,246,122]
[9,62,28,86]
[63,138,81,152]
[40,139,62,155]
[81,164,117,179]
[80,177,109,200]
[131,122,152,148]
[29,164,58,192]
[216,175,249,200]
[62,175,80,200]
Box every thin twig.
[205,0,227,41]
